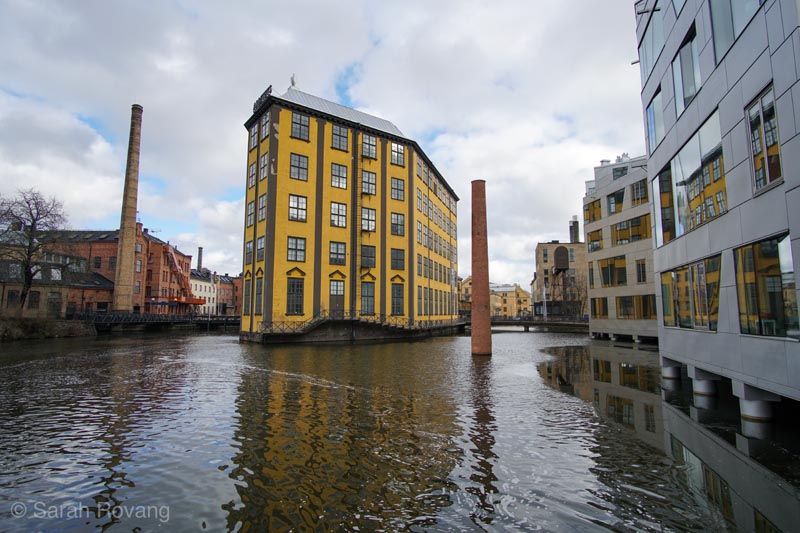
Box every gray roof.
[277,87,405,138]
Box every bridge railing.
[258,310,466,335]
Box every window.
[249,124,257,149]
[330,241,346,265]
[254,278,263,315]
[391,248,405,270]
[748,87,782,191]
[391,213,405,236]
[287,278,304,315]
[589,263,595,289]
[638,0,664,83]
[391,142,405,166]
[287,237,306,262]
[248,163,256,188]
[588,229,603,252]
[569,248,575,262]
[246,201,255,227]
[612,214,651,245]
[584,199,601,223]
[599,256,627,287]
[27,290,40,309]
[636,259,647,283]
[288,194,307,222]
[654,111,726,246]
[362,134,377,158]
[258,194,266,221]
[290,153,308,181]
[607,189,624,215]
[646,89,665,153]
[361,282,375,315]
[661,255,722,330]
[243,280,251,314]
[591,297,609,319]
[362,171,376,195]
[330,202,347,228]
[710,0,765,62]
[616,295,657,319]
[291,112,309,140]
[256,236,265,262]
[332,124,348,151]
[331,163,347,189]
[631,178,649,206]
[260,112,269,140]
[613,166,628,179]
[735,235,797,337]
[542,249,548,263]
[260,154,268,181]
[134,259,142,273]
[361,208,376,232]
[361,245,376,268]
[417,254,423,276]
[417,286,423,315]
[673,26,701,115]
[391,178,405,200]
[392,283,404,315]
[109,257,116,271]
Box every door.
[330,280,344,318]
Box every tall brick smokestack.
[471,180,492,356]
[112,104,143,313]
[197,246,203,271]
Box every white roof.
[277,87,405,138]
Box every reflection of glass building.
[540,343,664,450]
[540,343,800,531]
[635,0,800,422]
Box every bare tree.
[0,189,67,317]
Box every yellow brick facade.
[241,89,458,333]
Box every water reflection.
[2,333,800,531]
[465,356,498,525]
[224,343,462,531]
[540,342,800,532]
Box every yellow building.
[241,86,459,337]
[491,284,531,318]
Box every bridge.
[69,313,241,331]
[464,316,589,333]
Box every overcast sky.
[0,0,645,287]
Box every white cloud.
[0,0,645,283]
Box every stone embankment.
[0,318,96,342]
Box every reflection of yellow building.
[241,87,459,335]
[229,344,461,530]
[685,151,727,232]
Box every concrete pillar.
[113,104,143,313]
[471,180,491,356]
[733,380,781,421]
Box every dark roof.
[67,272,115,289]
[41,230,120,243]
[190,268,214,282]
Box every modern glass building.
[635,0,799,420]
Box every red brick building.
[43,224,199,315]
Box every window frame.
[330,202,347,228]
[288,194,307,222]
[287,236,306,262]
[291,112,310,141]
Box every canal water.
[0,330,797,531]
